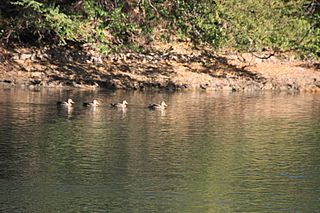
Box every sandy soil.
[0,43,319,91]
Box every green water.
[0,88,320,212]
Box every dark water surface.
[0,88,319,212]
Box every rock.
[40,81,47,87]
[47,81,58,87]
[15,79,28,85]
[3,79,13,84]
[314,81,320,88]
[93,82,99,88]
[131,82,139,89]
[263,81,273,90]
[221,85,233,91]
[31,79,41,85]
[36,52,48,61]
[200,83,209,90]
[91,56,103,64]
[20,53,33,60]
[72,81,82,88]
[31,72,43,78]
[13,59,25,64]
[12,54,20,60]
[110,79,124,89]
[287,82,299,90]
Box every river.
[0,87,319,212]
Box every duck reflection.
[111,105,127,119]
[57,103,74,119]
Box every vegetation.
[0,0,319,57]
[217,0,320,57]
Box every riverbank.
[0,43,319,91]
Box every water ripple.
[0,89,320,212]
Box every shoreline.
[0,45,319,92]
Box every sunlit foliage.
[0,0,319,57]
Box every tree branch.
[251,51,275,59]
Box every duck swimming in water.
[57,98,74,107]
[111,100,128,108]
[83,99,99,107]
[148,101,167,110]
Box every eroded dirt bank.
[0,44,319,91]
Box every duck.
[83,99,99,107]
[148,101,167,110]
[57,98,74,107]
[111,100,128,108]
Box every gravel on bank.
[0,46,319,92]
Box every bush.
[167,0,223,48]
[2,0,137,54]
[216,0,320,57]
[0,0,319,58]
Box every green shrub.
[5,0,137,54]
[216,0,320,57]
[11,0,83,44]
[0,0,318,58]
[165,0,223,48]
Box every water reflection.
[57,105,74,119]
[111,106,127,119]
[0,88,320,212]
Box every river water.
[0,87,319,212]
